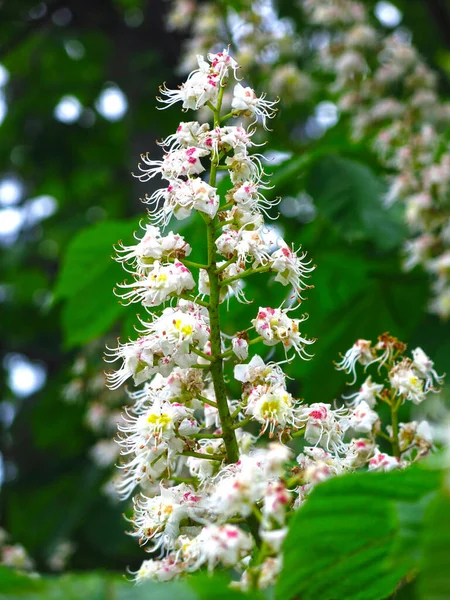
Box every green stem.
[196,394,218,408]
[188,432,223,439]
[189,345,212,362]
[182,258,209,270]
[220,265,271,287]
[179,293,209,308]
[214,219,235,232]
[220,110,239,122]
[215,256,237,274]
[291,426,306,439]
[205,84,240,466]
[181,451,224,461]
[390,396,401,459]
[231,416,252,430]
[220,336,263,359]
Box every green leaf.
[54,219,139,347]
[0,570,256,600]
[277,467,440,600]
[419,490,450,600]
[306,156,406,250]
[0,567,44,596]
[54,219,138,300]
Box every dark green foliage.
[278,467,443,600]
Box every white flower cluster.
[0,528,34,572]
[166,0,314,106]
[105,50,442,591]
[302,0,450,318]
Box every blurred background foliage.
[0,0,450,596]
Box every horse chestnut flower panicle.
[104,47,442,590]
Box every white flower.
[245,384,302,436]
[270,240,315,295]
[90,439,120,467]
[135,147,209,183]
[104,338,156,389]
[208,49,240,81]
[232,336,249,361]
[398,420,433,458]
[231,83,278,130]
[261,482,291,526]
[206,455,267,519]
[115,225,191,273]
[187,177,220,218]
[106,302,210,387]
[134,556,182,583]
[300,403,349,454]
[146,178,219,225]
[252,306,315,360]
[183,524,253,572]
[348,401,379,433]
[262,443,293,478]
[158,54,220,110]
[411,347,444,391]
[238,556,282,591]
[344,375,383,408]
[234,355,286,389]
[232,180,279,215]
[225,151,264,184]
[1,545,34,571]
[335,339,374,384]
[116,260,195,307]
[343,438,375,468]
[368,450,400,472]
[160,121,210,150]
[131,483,201,550]
[390,359,426,404]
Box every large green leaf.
[54,219,139,347]
[306,156,406,251]
[419,490,450,600]
[0,570,255,600]
[277,467,440,600]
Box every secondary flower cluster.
[105,51,442,591]
[302,0,450,318]
[166,0,315,106]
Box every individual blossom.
[347,400,379,434]
[232,335,249,361]
[130,483,201,551]
[411,347,444,391]
[205,457,267,520]
[368,450,400,472]
[343,438,375,468]
[133,555,183,583]
[252,306,315,359]
[245,384,302,437]
[1,545,34,571]
[115,225,191,274]
[261,482,291,526]
[231,83,279,130]
[398,420,433,458]
[182,524,253,572]
[116,260,195,308]
[269,240,315,296]
[234,354,287,391]
[335,339,374,384]
[299,404,349,454]
[156,51,239,111]
[135,147,209,183]
[389,358,426,405]
[344,375,383,408]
